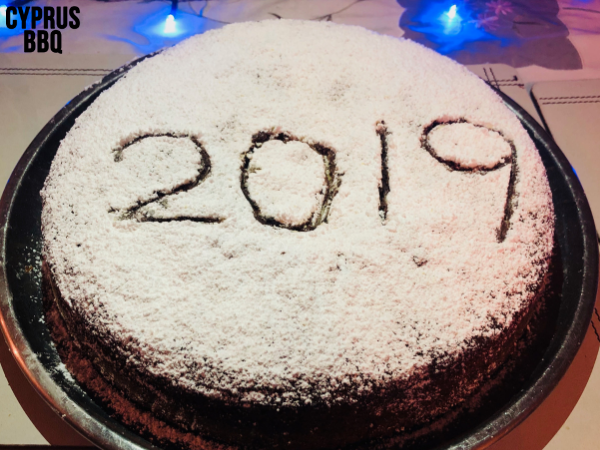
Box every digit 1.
[377,121,390,223]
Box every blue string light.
[164,14,177,34]
[101,3,218,54]
[442,4,461,35]
[447,5,457,19]
[403,1,497,54]
[0,5,25,40]
[0,5,7,27]
[164,0,178,34]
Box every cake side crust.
[43,254,552,449]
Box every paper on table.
[532,79,600,232]
[467,64,543,126]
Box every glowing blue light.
[0,4,24,38]
[0,6,6,29]
[103,5,220,55]
[402,1,499,53]
[447,5,457,19]
[0,5,7,27]
[164,14,177,34]
[441,4,462,36]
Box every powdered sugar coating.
[246,140,326,227]
[110,135,204,212]
[41,20,554,407]
[427,122,511,170]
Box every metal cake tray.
[0,57,598,450]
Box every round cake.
[41,20,554,449]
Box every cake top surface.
[41,20,554,406]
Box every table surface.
[1,0,600,448]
